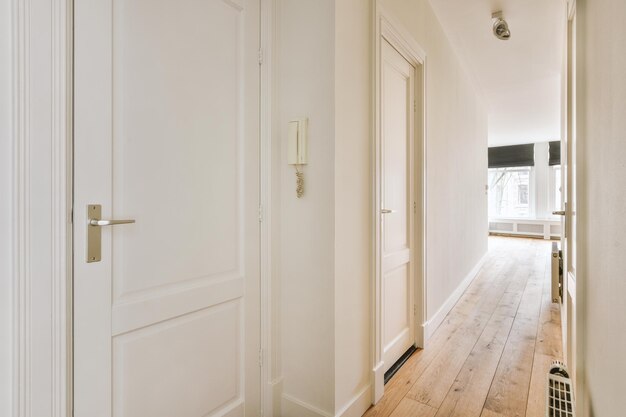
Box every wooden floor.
[364,237,563,417]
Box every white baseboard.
[335,385,371,417]
[266,377,283,417]
[422,253,487,342]
[282,393,333,417]
[372,361,385,404]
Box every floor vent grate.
[547,361,575,417]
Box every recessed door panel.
[112,0,242,299]
[113,302,241,417]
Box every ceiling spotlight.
[492,11,511,40]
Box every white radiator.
[546,361,575,417]
[551,242,562,303]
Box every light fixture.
[492,11,511,40]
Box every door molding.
[260,0,280,416]
[371,3,427,403]
[11,0,73,416]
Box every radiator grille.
[489,222,513,232]
[550,224,562,235]
[547,361,575,417]
[517,223,543,234]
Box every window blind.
[488,144,535,168]
[549,141,561,166]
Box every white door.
[560,7,578,386]
[73,0,260,416]
[380,39,415,373]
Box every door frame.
[11,0,73,415]
[259,0,278,416]
[562,0,588,414]
[371,3,427,403]
[10,0,270,415]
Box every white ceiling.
[429,0,566,146]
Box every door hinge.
[258,348,263,367]
[258,48,264,65]
[259,204,263,222]
[413,201,417,213]
[414,100,417,112]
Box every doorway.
[72,0,262,416]
[373,10,426,402]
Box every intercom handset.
[288,118,308,198]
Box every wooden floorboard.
[363,237,563,417]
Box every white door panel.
[381,39,415,373]
[74,0,260,416]
[112,302,242,417]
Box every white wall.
[334,1,372,415]
[577,0,626,415]
[276,1,336,415]
[1,0,13,414]
[379,0,488,322]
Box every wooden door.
[380,39,416,373]
[73,0,260,416]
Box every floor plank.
[525,353,554,417]
[388,398,438,417]
[364,237,563,417]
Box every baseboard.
[267,377,283,417]
[282,393,333,417]
[335,385,372,417]
[221,399,245,417]
[372,361,385,404]
[423,253,487,342]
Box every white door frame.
[10,0,271,415]
[371,4,427,403]
[259,0,278,416]
[562,0,588,414]
[11,0,73,415]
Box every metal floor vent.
[547,361,575,417]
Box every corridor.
[365,237,562,417]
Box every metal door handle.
[553,210,566,216]
[381,209,396,214]
[86,204,135,263]
[89,219,135,226]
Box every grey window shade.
[488,144,535,168]
[549,141,561,166]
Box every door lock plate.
[87,204,102,263]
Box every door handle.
[87,204,135,263]
[553,210,566,216]
[89,219,135,226]
[381,209,396,214]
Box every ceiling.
[429,0,566,146]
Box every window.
[488,167,532,218]
[552,165,562,214]
[518,184,529,205]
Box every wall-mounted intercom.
[288,118,308,165]
[288,118,308,198]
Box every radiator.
[551,242,562,302]
[547,361,575,417]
